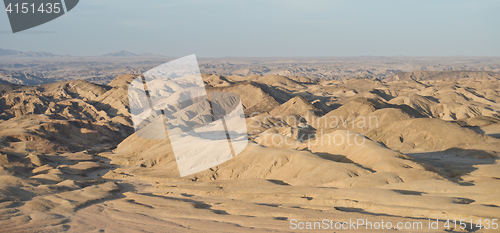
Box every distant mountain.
[1,48,163,57]
[139,52,163,57]
[23,51,55,57]
[102,50,164,57]
[0,48,55,57]
[0,48,22,56]
[102,50,139,57]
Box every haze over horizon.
[2,0,500,232]
[4,47,500,58]
[1,0,499,57]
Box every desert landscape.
[0,55,499,232]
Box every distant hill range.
[102,50,138,57]
[0,48,162,57]
[0,48,55,57]
[102,50,162,57]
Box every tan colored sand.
[1,71,500,232]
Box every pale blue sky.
[1,0,499,57]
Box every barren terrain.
[2,55,500,85]
[1,58,500,232]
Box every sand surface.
[1,71,500,232]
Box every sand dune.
[1,71,500,232]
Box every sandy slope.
[1,71,500,232]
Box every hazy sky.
[1,0,499,57]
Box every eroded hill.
[1,71,500,232]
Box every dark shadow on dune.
[34,121,133,151]
[488,133,500,139]
[125,199,154,209]
[267,179,290,186]
[139,192,232,216]
[91,101,121,117]
[369,89,394,101]
[250,82,291,104]
[483,204,500,208]
[63,181,136,214]
[467,126,500,139]
[406,148,499,183]
[327,103,342,111]
[314,152,356,163]
[313,151,377,173]
[0,153,37,175]
[392,189,426,196]
[334,207,364,212]
[256,203,280,207]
